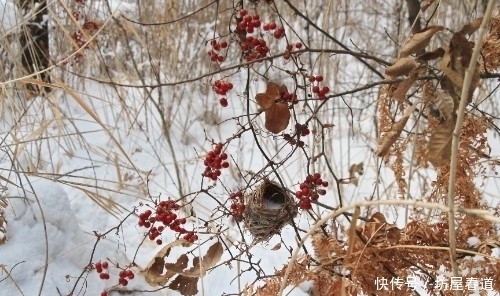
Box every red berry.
[296,42,303,48]
[239,9,248,16]
[210,39,217,46]
[220,98,228,107]
[263,24,270,31]
[101,261,108,269]
[312,86,320,93]
[222,161,229,168]
[95,261,102,270]
[101,291,109,296]
[126,270,134,279]
[321,86,330,94]
[156,239,162,245]
[314,173,321,179]
[269,22,277,30]
[308,76,315,82]
[119,278,128,286]
[96,267,103,274]
[315,75,323,82]
[322,181,329,187]
[220,41,228,48]
[99,273,109,280]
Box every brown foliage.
[256,82,291,134]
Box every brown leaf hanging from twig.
[376,104,418,157]
[439,32,479,103]
[400,26,444,57]
[385,57,418,77]
[348,163,364,186]
[392,67,423,102]
[428,114,456,167]
[460,17,483,36]
[256,82,291,134]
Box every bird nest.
[243,179,298,241]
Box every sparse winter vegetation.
[1,0,500,295]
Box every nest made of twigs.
[243,179,298,241]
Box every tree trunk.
[19,0,51,94]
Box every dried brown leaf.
[428,115,456,167]
[376,104,418,157]
[385,57,418,76]
[265,102,290,134]
[460,17,483,35]
[256,82,292,134]
[349,163,364,186]
[184,240,223,277]
[440,33,479,103]
[255,93,274,109]
[168,275,198,296]
[416,47,445,62]
[400,26,444,57]
[421,0,437,12]
[142,239,192,286]
[433,92,455,122]
[392,67,422,102]
[271,243,281,250]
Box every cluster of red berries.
[138,199,198,244]
[213,80,233,107]
[279,88,299,105]
[202,143,229,181]
[236,10,261,34]
[262,21,285,39]
[229,190,245,221]
[95,261,110,280]
[207,39,228,63]
[118,269,135,286]
[96,261,135,296]
[295,173,328,210]
[309,75,330,100]
[283,124,309,147]
[284,42,303,60]
[241,35,270,62]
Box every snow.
[0,0,19,34]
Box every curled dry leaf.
[348,163,364,186]
[400,26,445,57]
[142,240,224,296]
[360,212,401,247]
[440,32,479,103]
[392,67,422,102]
[460,17,483,36]
[385,57,418,77]
[416,47,445,62]
[256,81,291,134]
[376,104,418,157]
[428,114,456,167]
[431,91,455,122]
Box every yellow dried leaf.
[400,26,444,57]
[376,104,418,157]
[385,57,418,76]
